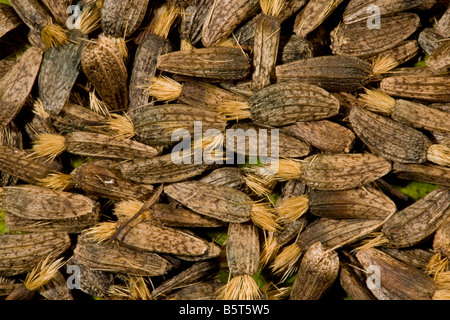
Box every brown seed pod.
[199,167,246,189]
[370,40,419,72]
[284,120,356,153]
[164,180,280,232]
[427,40,450,73]
[279,34,314,64]
[0,231,70,276]
[37,270,73,300]
[392,162,450,187]
[81,35,128,112]
[356,248,437,300]
[289,242,339,300]
[201,0,260,47]
[0,122,22,187]
[381,187,450,248]
[180,0,213,46]
[157,47,251,80]
[433,217,450,260]
[309,185,397,220]
[436,6,450,38]
[217,222,262,300]
[38,31,87,116]
[0,3,22,39]
[2,184,100,233]
[40,0,70,26]
[380,247,435,271]
[293,0,345,38]
[342,0,435,25]
[330,13,421,58]
[73,230,175,276]
[418,28,443,56]
[276,55,373,92]
[0,46,43,129]
[339,251,377,300]
[380,75,450,102]
[167,281,223,300]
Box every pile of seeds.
[0,0,449,300]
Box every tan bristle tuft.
[275,195,309,223]
[33,98,49,119]
[39,173,75,191]
[107,113,135,139]
[273,158,302,180]
[217,100,252,121]
[24,256,66,291]
[99,35,128,59]
[78,5,101,35]
[435,271,450,290]
[89,91,111,117]
[360,89,395,116]
[144,76,182,101]
[217,274,262,300]
[243,171,276,197]
[215,37,237,48]
[433,290,450,300]
[114,200,152,221]
[265,284,291,300]
[41,23,69,49]
[32,134,67,160]
[149,4,179,39]
[180,39,195,51]
[427,144,450,167]
[372,55,398,75]
[260,0,284,17]
[125,275,151,300]
[352,232,389,253]
[270,243,302,281]
[427,253,449,280]
[84,222,118,243]
[250,202,280,232]
[260,232,281,269]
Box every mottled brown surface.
[392,162,450,187]
[9,0,50,31]
[0,4,22,38]
[226,222,260,276]
[101,0,149,38]
[380,76,450,102]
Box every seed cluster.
[0,0,449,301]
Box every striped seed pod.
[180,0,213,47]
[426,40,450,73]
[360,89,450,133]
[339,251,377,300]
[436,6,450,38]
[342,0,435,25]
[144,76,248,109]
[201,0,260,47]
[157,47,251,80]
[217,222,262,300]
[350,106,449,166]
[129,4,178,110]
[356,248,437,300]
[251,0,285,90]
[38,30,87,115]
[380,248,435,271]
[309,185,397,220]
[380,187,450,248]
[267,153,391,191]
[38,270,73,300]
[73,230,175,276]
[0,231,70,276]
[2,184,100,233]
[293,0,346,38]
[418,28,443,56]
[279,35,314,64]
[369,40,419,72]
[392,162,450,187]
[9,0,68,49]
[433,217,450,260]
[330,13,421,58]
[276,55,373,92]
[0,46,43,129]
[40,0,70,26]
[284,120,356,153]
[289,242,339,300]
[218,82,340,126]
[164,180,280,232]
[151,261,218,300]
[81,35,128,112]
[199,167,246,189]
[0,122,22,186]
[380,75,450,102]
[168,281,223,300]
[71,159,155,201]
[0,60,15,80]
[0,3,22,39]
[32,131,159,161]
[270,218,385,280]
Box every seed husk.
[436,6,450,38]
[331,12,421,58]
[381,247,435,271]
[392,162,450,187]
[2,184,100,233]
[284,120,356,153]
[0,231,70,276]
[0,46,43,129]
[370,40,419,73]
[279,34,314,64]
[168,281,223,300]
[381,187,450,248]
[434,217,450,260]
[418,28,443,56]
[37,270,73,300]
[356,248,437,300]
[74,230,175,276]
[0,3,22,39]
[157,47,251,80]
[0,122,22,186]
[199,167,246,189]
[309,185,397,220]
[289,242,339,300]
[180,0,213,46]
[426,40,450,73]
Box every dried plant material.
[77,3,101,35]
[81,35,128,112]
[309,186,397,220]
[427,144,450,168]
[0,122,23,187]
[380,247,434,271]
[38,173,75,191]
[294,0,345,37]
[276,55,373,92]
[427,40,450,73]
[279,35,314,64]
[284,120,356,153]
[275,195,309,223]
[0,46,43,128]
[339,251,377,300]
[157,47,251,80]
[371,41,419,73]
[392,162,450,187]
[146,3,180,39]
[381,187,450,248]
[180,0,213,46]
[145,76,183,101]
[436,6,450,38]
[0,231,71,276]
[356,248,437,300]
[83,221,118,243]
[24,256,65,291]
[201,0,260,47]
[426,253,449,279]
[434,217,450,259]
[289,242,339,300]
[0,4,22,39]
[199,167,245,189]
[380,76,450,102]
